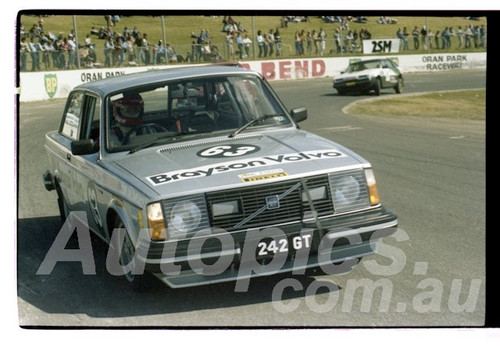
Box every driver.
[108,92,145,148]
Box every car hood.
[335,69,378,80]
[113,129,369,199]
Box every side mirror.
[290,107,307,123]
[71,139,97,155]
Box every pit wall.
[19,52,486,102]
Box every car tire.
[55,184,70,223]
[113,216,152,291]
[374,78,381,96]
[394,78,404,94]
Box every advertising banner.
[363,39,401,54]
[19,52,486,102]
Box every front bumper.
[141,206,398,288]
[333,78,376,92]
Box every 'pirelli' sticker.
[239,169,288,183]
[147,149,346,186]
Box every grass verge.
[346,89,485,121]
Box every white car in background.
[333,58,404,96]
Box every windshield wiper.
[228,114,281,138]
[128,133,178,154]
[128,130,214,154]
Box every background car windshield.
[347,61,381,73]
[106,75,289,152]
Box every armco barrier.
[19,52,486,102]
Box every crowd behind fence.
[19,15,487,72]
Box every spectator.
[441,27,449,49]
[243,33,252,58]
[360,27,371,40]
[85,33,93,48]
[126,35,136,64]
[334,29,341,53]
[479,25,486,47]
[434,30,441,49]
[312,29,319,54]
[345,30,354,53]
[104,36,114,67]
[20,37,29,71]
[153,40,165,64]
[412,26,420,50]
[294,31,301,55]
[141,33,151,65]
[53,35,64,69]
[273,28,281,56]
[41,39,51,69]
[257,30,265,57]
[225,31,234,58]
[420,26,428,50]
[280,16,288,28]
[113,35,124,66]
[200,28,210,43]
[299,30,306,55]
[67,34,77,68]
[457,26,463,48]
[202,41,212,61]
[473,25,479,47]
[267,29,275,56]
[305,31,312,54]
[165,43,178,62]
[402,27,409,51]
[122,26,131,39]
[396,28,404,51]
[352,29,359,53]
[427,28,434,49]
[235,32,243,59]
[319,28,326,55]
[464,25,473,48]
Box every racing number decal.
[197,144,260,158]
[87,183,103,228]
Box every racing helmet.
[112,93,144,126]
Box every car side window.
[61,92,84,140]
[84,96,101,143]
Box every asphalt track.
[17,69,486,327]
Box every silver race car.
[43,65,398,290]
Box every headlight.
[146,202,166,241]
[169,200,203,233]
[333,175,361,205]
[330,170,371,213]
[162,196,210,240]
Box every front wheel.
[113,217,152,291]
[373,78,381,96]
[394,77,404,94]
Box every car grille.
[206,174,334,231]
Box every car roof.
[356,59,384,64]
[73,65,258,97]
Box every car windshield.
[346,61,381,73]
[105,75,290,152]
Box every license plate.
[257,233,312,259]
[346,81,356,86]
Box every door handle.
[67,153,72,161]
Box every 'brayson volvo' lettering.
[147,149,345,185]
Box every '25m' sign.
[363,39,401,54]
